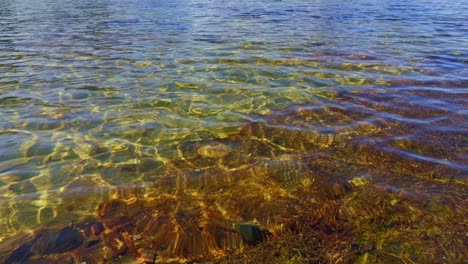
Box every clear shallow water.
[0,0,467,263]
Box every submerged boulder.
[234,223,269,246]
[5,227,84,264]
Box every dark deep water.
[0,0,467,263]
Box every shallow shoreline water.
[1,0,467,262]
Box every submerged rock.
[347,176,370,188]
[5,227,84,263]
[197,142,232,158]
[5,242,33,264]
[51,227,84,253]
[234,223,269,246]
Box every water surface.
[0,0,467,263]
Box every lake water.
[0,0,467,263]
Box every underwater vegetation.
[0,102,466,263]
[1,0,467,263]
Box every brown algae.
[0,104,466,264]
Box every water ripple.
[0,0,467,262]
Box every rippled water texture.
[0,0,467,263]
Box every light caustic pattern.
[0,0,467,263]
